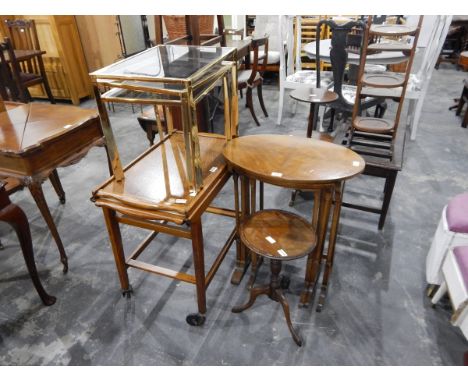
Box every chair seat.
[364,64,387,73]
[19,71,41,83]
[250,50,280,64]
[342,84,374,105]
[238,70,261,85]
[454,246,468,290]
[286,70,333,86]
[446,193,468,233]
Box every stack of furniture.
[298,16,329,71]
[334,16,424,229]
[3,19,55,103]
[0,16,91,105]
[349,16,424,156]
[276,16,334,126]
[90,44,240,326]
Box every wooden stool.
[232,209,317,346]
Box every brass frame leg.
[27,180,68,273]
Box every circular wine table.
[224,134,365,311]
[290,87,338,137]
[233,209,317,346]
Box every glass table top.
[90,45,235,83]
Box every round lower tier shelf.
[361,72,406,88]
[370,24,418,36]
[239,209,317,260]
[353,117,395,133]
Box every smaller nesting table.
[232,209,317,346]
[290,87,338,137]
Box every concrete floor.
[0,63,467,366]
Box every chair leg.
[462,107,468,128]
[257,84,268,117]
[379,171,397,230]
[431,281,447,305]
[456,89,465,116]
[276,85,284,125]
[38,57,56,104]
[246,88,260,126]
[102,207,131,296]
[0,193,56,306]
[48,169,66,204]
[328,108,336,132]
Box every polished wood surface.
[290,88,339,137]
[0,103,102,177]
[94,131,228,220]
[223,134,365,187]
[240,209,316,260]
[226,134,364,312]
[290,87,339,104]
[0,183,56,306]
[0,101,104,271]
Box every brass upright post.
[93,85,124,181]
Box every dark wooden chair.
[2,19,55,103]
[238,35,269,126]
[0,181,56,306]
[315,19,386,130]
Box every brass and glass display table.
[223,134,365,311]
[90,45,239,326]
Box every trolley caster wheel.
[122,286,133,299]
[59,196,66,205]
[186,313,206,326]
[280,275,290,290]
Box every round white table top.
[304,40,408,65]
